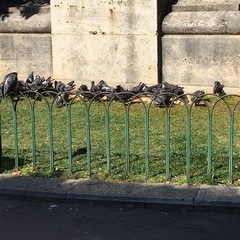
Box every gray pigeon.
[191,90,205,106]
[25,71,34,83]
[213,81,226,96]
[2,72,18,98]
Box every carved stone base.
[162,0,240,92]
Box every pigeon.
[114,84,133,102]
[90,81,100,92]
[151,84,176,107]
[41,76,54,91]
[149,93,172,107]
[191,90,205,106]
[2,72,18,98]
[53,80,75,106]
[78,84,95,100]
[25,71,34,83]
[93,80,116,100]
[98,80,115,93]
[54,80,75,92]
[130,82,146,94]
[213,81,226,96]
[78,84,89,92]
[162,82,184,96]
[86,80,115,100]
[144,82,184,107]
[55,92,69,108]
[115,84,127,93]
[143,84,162,93]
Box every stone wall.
[0,0,169,88]
[2,0,240,93]
[51,0,160,88]
[0,4,52,81]
[162,0,240,93]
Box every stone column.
[51,0,160,88]
[162,0,240,93]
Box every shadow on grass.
[72,147,87,158]
[1,156,65,178]
[1,156,24,171]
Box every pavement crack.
[64,184,79,201]
[192,186,201,211]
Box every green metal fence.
[1,91,240,184]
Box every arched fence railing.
[0,91,240,184]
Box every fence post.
[12,101,19,171]
[31,102,36,169]
[86,106,91,176]
[228,112,234,184]
[145,107,150,177]
[186,109,191,179]
[125,106,130,176]
[105,104,111,175]
[67,105,73,174]
[207,112,213,179]
[165,108,171,179]
[48,105,54,172]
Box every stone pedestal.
[162,0,240,93]
[51,0,159,88]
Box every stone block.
[51,0,159,87]
[51,0,157,35]
[173,0,240,11]
[162,35,240,90]
[163,11,240,34]
[52,34,158,87]
[0,34,52,81]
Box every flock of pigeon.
[0,71,226,107]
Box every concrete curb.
[0,174,239,211]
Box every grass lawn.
[1,93,240,186]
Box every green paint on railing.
[125,106,130,176]
[165,108,171,179]
[67,105,73,174]
[186,108,191,179]
[48,105,54,172]
[31,103,36,169]
[86,106,91,176]
[105,104,111,175]
[229,112,234,184]
[12,101,19,170]
[207,113,213,179]
[145,108,150,177]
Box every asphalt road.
[0,198,240,240]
